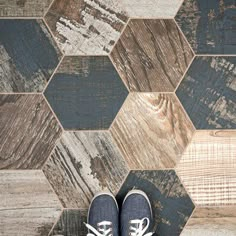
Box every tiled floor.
[0,0,235,236]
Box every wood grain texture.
[0,170,61,236]
[0,20,62,93]
[181,207,236,235]
[176,56,236,129]
[175,0,236,54]
[49,209,87,236]
[111,19,194,92]
[117,170,195,236]
[44,56,128,130]
[177,130,236,206]
[0,94,62,169]
[0,0,53,16]
[110,93,195,169]
[121,0,183,17]
[43,131,129,208]
[45,0,128,55]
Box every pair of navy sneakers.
[85,190,153,236]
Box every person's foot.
[121,190,153,236]
[85,192,119,236]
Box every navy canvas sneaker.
[85,192,119,236]
[121,190,153,236]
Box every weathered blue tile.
[176,56,236,129]
[44,56,128,130]
[117,170,195,236]
[175,0,236,54]
[0,20,62,92]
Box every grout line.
[0,17,43,19]
[47,208,64,236]
[63,129,110,133]
[195,54,236,57]
[128,17,175,20]
[42,55,64,94]
[0,92,41,95]
[44,0,56,18]
[114,169,131,196]
[42,93,65,131]
[174,54,195,93]
[174,0,184,18]
[173,18,196,56]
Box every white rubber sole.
[122,189,153,217]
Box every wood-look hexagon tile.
[117,170,195,236]
[177,130,236,206]
[0,0,53,17]
[0,94,62,169]
[0,19,62,93]
[176,56,236,129]
[43,131,129,208]
[121,0,183,18]
[49,209,87,236]
[0,170,61,236]
[175,0,236,54]
[111,19,194,92]
[44,56,128,130]
[181,207,236,235]
[45,0,128,55]
[110,93,195,170]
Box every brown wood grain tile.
[45,0,128,55]
[0,170,61,236]
[0,94,62,169]
[177,130,236,206]
[43,131,129,208]
[181,207,236,236]
[110,93,195,169]
[0,0,53,16]
[111,19,194,92]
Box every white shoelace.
[85,221,113,236]
[129,217,153,236]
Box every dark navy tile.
[175,0,236,54]
[176,56,236,129]
[0,20,62,92]
[44,56,128,130]
[49,209,87,236]
[117,170,195,236]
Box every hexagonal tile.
[49,209,87,236]
[45,0,128,55]
[177,130,236,206]
[0,19,62,93]
[111,19,194,92]
[0,170,61,236]
[175,0,236,54]
[121,0,183,18]
[0,0,53,16]
[181,207,236,236]
[176,56,236,129]
[110,93,195,170]
[0,94,62,169]
[43,131,129,208]
[44,56,128,130]
[117,170,195,236]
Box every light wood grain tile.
[43,131,129,208]
[176,0,236,54]
[0,0,53,16]
[111,19,194,92]
[45,0,128,55]
[181,207,236,236]
[0,170,61,236]
[177,130,236,206]
[49,209,87,236]
[110,93,195,169]
[121,0,183,18]
[0,94,62,169]
[117,170,195,236]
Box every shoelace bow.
[85,221,113,236]
[129,217,153,236]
